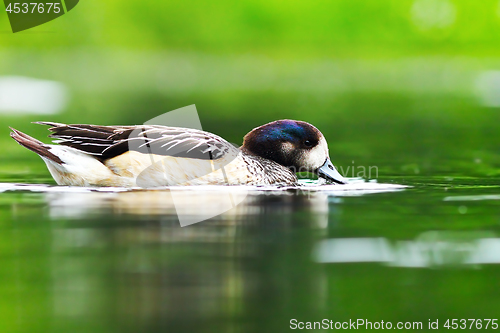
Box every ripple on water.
[0,179,407,225]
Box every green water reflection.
[1,174,500,332]
[2,89,500,332]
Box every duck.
[10,120,348,187]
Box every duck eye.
[304,140,313,148]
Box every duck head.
[242,120,348,184]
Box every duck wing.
[36,122,239,161]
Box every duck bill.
[316,158,348,184]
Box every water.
[1,173,500,333]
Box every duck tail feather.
[10,128,64,164]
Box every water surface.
[1,174,500,333]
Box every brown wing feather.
[36,122,238,161]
